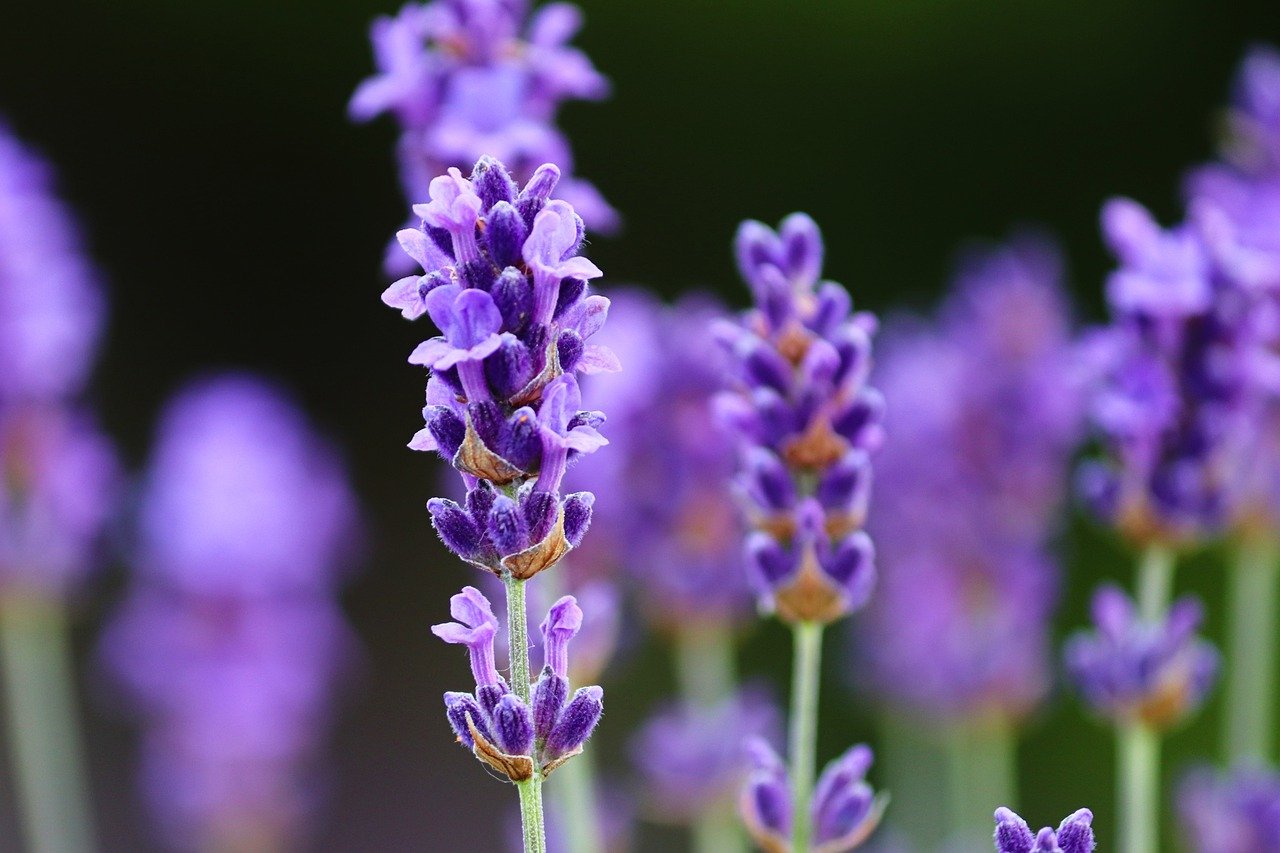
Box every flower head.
[740,738,884,852]
[351,0,615,237]
[994,808,1095,853]
[718,214,882,625]
[1178,765,1280,853]
[1065,585,1219,729]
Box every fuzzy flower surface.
[717,214,882,625]
[434,586,603,781]
[740,738,884,852]
[994,808,1095,853]
[351,0,615,240]
[858,237,1082,723]
[1178,765,1280,853]
[389,157,612,582]
[1064,585,1219,730]
[568,288,752,626]
[101,375,361,850]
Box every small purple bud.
[742,340,793,394]
[994,808,1034,853]
[557,330,585,372]
[444,692,488,749]
[1054,810,1096,853]
[428,498,483,560]
[532,666,568,741]
[517,163,561,224]
[540,596,583,678]
[562,492,594,547]
[745,532,795,588]
[487,336,535,400]
[523,490,558,542]
[492,694,535,755]
[425,407,465,459]
[811,282,853,337]
[477,681,510,717]
[467,400,504,449]
[779,212,824,286]
[554,277,587,320]
[742,448,796,512]
[487,495,528,555]
[545,685,603,758]
[486,201,527,268]
[816,450,870,511]
[503,408,542,471]
[491,268,533,333]
[471,155,518,211]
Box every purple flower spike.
[1065,585,1219,730]
[351,0,616,239]
[540,595,582,678]
[1178,764,1280,853]
[432,586,502,688]
[993,808,1095,853]
[718,214,883,625]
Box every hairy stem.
[1224,533,1280,765]
[0,594,95,853]
[676,624,745,853]
[789,621,824,852]
[504,575,546,853]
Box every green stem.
[877,714,948,851]
[504,575,546,853]
[1224,534,1280,765]
[0,594,95,853]
[789,621,824,853]
[1117,722,1159,853]
[676,624,745,853]
[553,741,602,853]
[944,720,1016,850]
[1117,545,1176,853]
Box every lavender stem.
[0,595,95,853]
[504,574,546,853]
[945,720,1016,850]
[1119,545,1176,853]
[789,621,824,852]
[1224,533,1280,764]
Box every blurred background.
[2,0,1280,849]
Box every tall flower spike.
[739,738,884,852]
[993,808,1095,853]
[1064,585,1219,730]
[351,0,616,242]
[718,214,883,625]
[437,588,603,781]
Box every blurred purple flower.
[858,237,1082,722]
[717,214,883,625]
[101,375,361,849]
[1178,765,1280,853]
[741,738,884,852]
[351,0,616,240]
[1065,585,1219,730]
[994,808,1095,853]
[630,687,780,824]
[0,121,105,403]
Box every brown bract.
[501,507,570,580]
[539,744,582,779]
[509,339,562,407]
[466,714,534,782]
[782,416,847,471]
[774,546,847,625]
[454,413,525,484]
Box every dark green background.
[1,0,1278,848]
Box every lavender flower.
[0,121,105,404]
[1064,585,1219,730]
[717,214,882,624]
[389,157,613,582]
[858,237,1081,722]
[351,0,616,239]
[102,375,360,849]
[740,738,884,852]
[568,289,753,625]
[630,688,780,823]
[993,808,1095,853]
[1178,765,1280,853]
[434,586,602,781]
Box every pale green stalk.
[0,593,95,853]
[877,715,948,851]
[1223,533,1280,764]
[1117,544,1176,853]
[789,621,824,852]
[676,624,746,853]
[504,575,546,853]
[944,720,1016,851]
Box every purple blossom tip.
[540,595,582,678]
[432,586,502,688]
[994,808,1095,853]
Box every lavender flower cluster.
[351,0,616,245]
[716,214,882,625]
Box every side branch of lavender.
[381,155,615,852]
[717,214,884,852]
